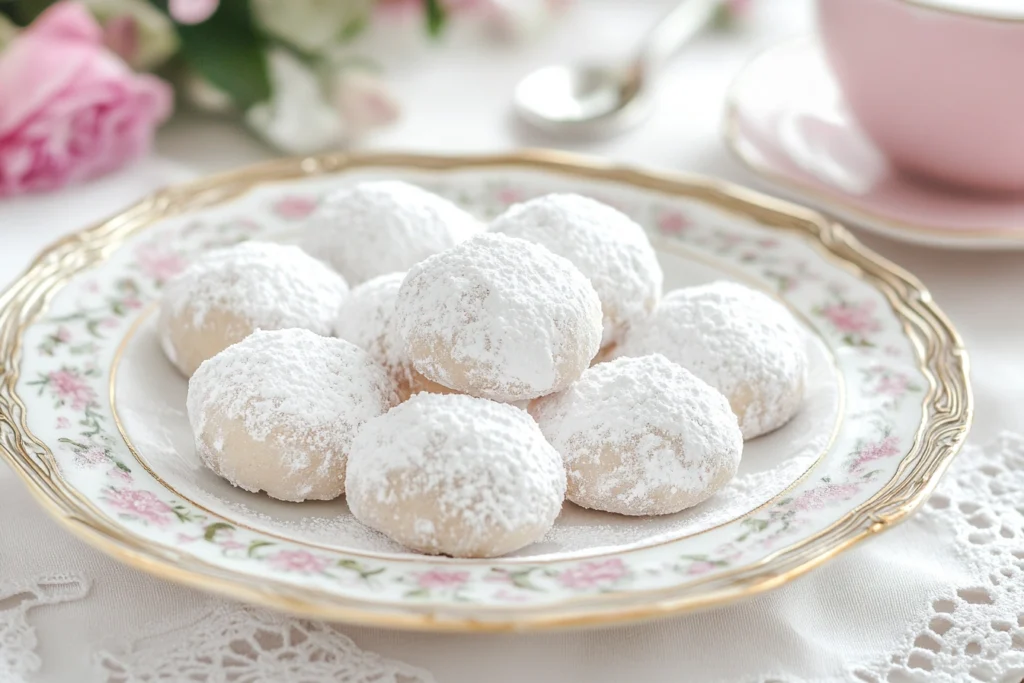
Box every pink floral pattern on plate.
[10,170,935,612]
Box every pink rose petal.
[170,0,220,24]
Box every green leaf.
[338,13,369,42]
[743,518,769,532]
[404,588,430,599]
[423,0,446,37]
[159,0,271,110]
[7,0,51,25]
[247,540,274,557]
[204,522,234,542]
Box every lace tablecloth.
[3,1,1024,681]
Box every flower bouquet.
[0,0,569,196]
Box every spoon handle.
[636,0,721,75]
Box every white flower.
[481,0,563,41]
[251,0,373,54]
[332,69,401,134]
[245,48,345,154]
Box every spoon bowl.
[513,0,718,139]
[513,63,650,137]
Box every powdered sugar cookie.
[187,329,398,502]
[490,193,663,346]
[532,353,742,516]
[396,232,602,402]
[346,393,566,558]
[334,272,414,396]
[159,241,348,377]
[301,180,482,285]
[615,281,808,439]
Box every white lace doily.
[95,605,434,683]
[0,575,89,682]
[789,433,1024,683]
[2,433,1022,683]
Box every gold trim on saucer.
[722,39,1024,248]
[899,0,1024,23]
[0,150,972,631]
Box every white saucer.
[724,38,1024,250]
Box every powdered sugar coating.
[333,272,413,393]
[489,193,663,346]
[345,393,566,558]
[614,281,808,439]
[396,232,602,402]
[186,329,398,502]
[159,241,348,377]
[532,353,742,516]
[301,180,482,285]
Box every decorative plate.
[0,151,971,631]
[723,39,1024,250]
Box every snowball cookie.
[187,329,398,502]
[333,272,415,396]
[160,241,348,377]
[346,393,566,558]
[396,232,603,402]
[531,354,742,516]
[614,281,808,440]
[301,180,482,285]
[490,193,663,346]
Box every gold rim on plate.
[0,150,972,631]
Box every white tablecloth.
[3,1,1023,681]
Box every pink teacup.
[817,0,1024,194]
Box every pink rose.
[788,483,862,512]
[820,301,881,335]
[103,486,173,526]
[497,188,525,206]
[657,210,691,236]
[0,3,172,196]
[102,14,138,65]
[725,0,753,16]
[333,70,401,134]
[271,195,319,221]
[415,570,470,589]
[75,445,108,466]
[169,0,219,25]
[135,245,185,283]
[851,435,900,472]
[877,373,909,397]
[107,466,133,483]
[558,559,628,589]
[266,549,330,574]
[686,560,717,576]
[49,368,96,410]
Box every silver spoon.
[513,0,720,138]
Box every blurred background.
[0,0,777,174]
